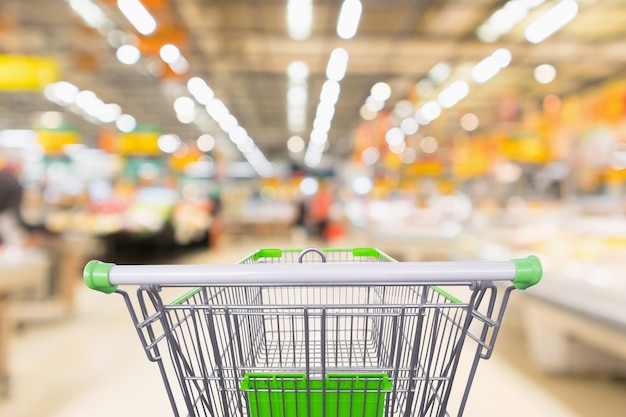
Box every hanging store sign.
[0,55,60,91]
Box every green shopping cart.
[84,247,541,417]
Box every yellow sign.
[500,135,549,163]
[37,129,80,153]
[119,130,161,155]
[0,55,60,91]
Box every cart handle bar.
[84,256,541,294]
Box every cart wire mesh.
[114,248,515,417]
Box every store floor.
[1,236,625,417]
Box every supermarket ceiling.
[1,0,626,172]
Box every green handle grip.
[511,255,542,290]
[84,260,117,294]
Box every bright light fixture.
[49,81,80,105]
[337,0,362,40]
[437,80,470,109]
[174,97,195,115]
[157,134,181,154]
[288,61,309,82]
[287,0,313,40]
[361,147,380,165]
[287,135,305,153]
[320,80,341,104]
[169,55,189,75]
[428,62,451,84]
[370,82,391,102]
[68,0,111,30]
[326,48,349,82]
[421,136,438,154]
[205,99,229,122]
[472,56,501,83]
[400,117,419,135]
[460,113,480,131]
[534,64,557,83]
[421,101,442,122]
[197,134,215,152]
[116,44,141,65]
[160,44,181,64]
[117,0,157,35]
[385,127,404,146]
[187,77,215,104]
[352,176,372,195]
[116,114,136,132]
[300,177,319,195]
[525,0,578,44]
[492,48,512,68]
[97,103,122,123]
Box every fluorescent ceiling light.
[116,114,136,132]
[117,0,157,35]
[428,62,451,84]
[320,80,341,104]
[160,44,180,64]
[534,64,557,83]
[525,0,578,44]
[316,102,335,122]
[48,81,80,105]
[288,86,308,104]
[385,127,404,146]
[472,56,501,83]
[477,0,546,42]
[288,61,309,82]
[337,0,362,40]
[400,118,419,135]
[437,80,470,109]
[116,44,141,65]
[169,56,189,74]
[370,82,391,101]
[492,48,512,67]
[287,0,313,40]
[187,77,214,105]
[326,48,349,82]
[197,134,215,152]
[205,99,229,121]
[157,134,181,154]
[97,103,122,123]
[421,101,442,122]
[174,97,195,115]
[365,96,384,112]
[218,114,238,133]
[287,136,305,153]
[68,0,111,30]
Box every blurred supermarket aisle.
[0,236,625,417]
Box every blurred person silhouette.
[0,159,27,248]
[309,180,333,242]
[291,196,309,245]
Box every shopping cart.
[84,247,542,417]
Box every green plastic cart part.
[246,247,392,262]
[240,373,391,417]
[83,260,117,294]
[511,255,543,290]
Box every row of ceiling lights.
[356,0,579,167]
[65,0,273,176]
[297,0,363,168]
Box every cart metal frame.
[84,247,541,417]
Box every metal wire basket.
[84,247,542,417]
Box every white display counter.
[454,211,626,375]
